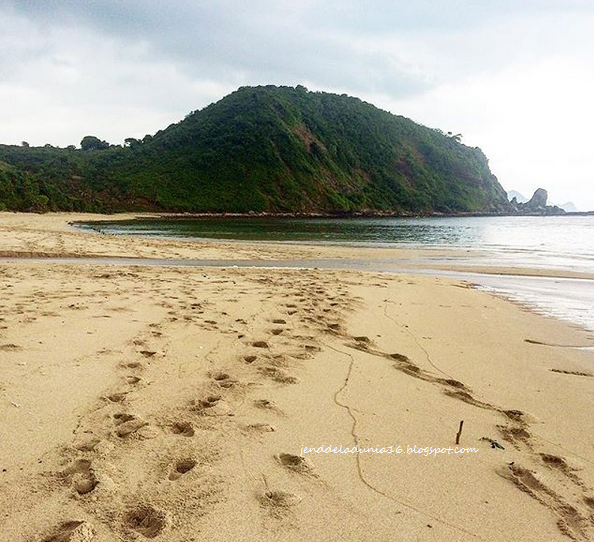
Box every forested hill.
[0,85,511,214]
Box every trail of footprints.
[30,268,594,541]
[358,304,594,541]
[37,270,352,541]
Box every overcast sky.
[1,0,593,210]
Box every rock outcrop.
[511,188,565,215]
[525,188,548,211]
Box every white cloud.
[0,10,236,145]
[1,1,594,209]
[352,11,594,210]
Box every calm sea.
[79,215,594,274]
[76,215,594,334]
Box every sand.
[1,212,593,542]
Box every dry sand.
[1,212,594,542]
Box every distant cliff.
[557,201,578,213]
[0,85,512,214]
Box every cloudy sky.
[1,0,593,210]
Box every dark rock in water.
[542,205,566,215]
[507,190,528,203]
[511,188,565,215]
[526,188,548,209]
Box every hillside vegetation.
[0,85,510,214]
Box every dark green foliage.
[0,161,51,212]
[0,86,511,214]
[80,135,110,151]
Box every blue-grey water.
[78,215,594,274]
[73,215,594,335]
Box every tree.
[80,135,109,151]
[21,141,30,147]
[124,138,141,149]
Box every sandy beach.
[1,212,594,542]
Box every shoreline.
[1,212,594,541]
[70,210,593,219]
[3,255,594,335]
[3,251,594,280]
[3,210,594,334]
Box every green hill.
[0,85,511,214]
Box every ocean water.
[72,215,594,334]
[79,215,594,274]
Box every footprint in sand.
[262,491,301,507]
[437,378,467,390]
[193,395,231,416]
[444,388,491,409]
[211,372,238,389]
[501,463,590,540]
[169,421,195,437]
[540,453,571,470]
[122,361,144,370]
[139,350,157,358]
[113,413,148,437]
[253,399,283,415]
[72,436,101,452]
[497,424,532,449]
[61,459,98,495]
[168,458,197,480]
[244,423,276,434]
[124,505,168,538]
[539,453,583,485]
[252,341,270,349]
[242,354,257,364]
[42,521,95,542]
[259,366,299,384]
[266,354,289,367]
[125,375,142,385]
[260,490,302,512]
[276,453,315,474]
[106,392,127,403]
[0,343,22,351]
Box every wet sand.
[1,212,594,542]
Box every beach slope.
[1,213,593,541]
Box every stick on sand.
[455,420,464,445]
